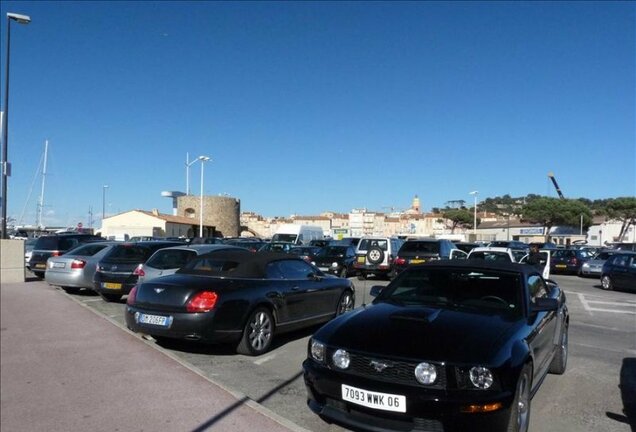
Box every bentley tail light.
[71,259,86,269]
[186,291,218,313]
[395,257,406,265]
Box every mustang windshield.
[379,268,523,316]
[316,246,348,257]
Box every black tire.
[236,307,275,356]
[33,272,45,279]
[99,292,122,302]
[549,324,568,375]
[366,247,384,265]
[61,286,81,295]
[507,364,532,432]
[336,290,354,316]
[600,275,613,291]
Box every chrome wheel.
[516,372,530,432]
[337,291,354,315]
[248,310,272,352]
[601,275,613,290]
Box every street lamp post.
[102,185,109,224]
[1,12,31,239]
[469,191,479,239]
[198,156,211,237]
[185,152,199,195]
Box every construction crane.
[548,172,565,199]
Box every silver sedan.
[45,242,119,293]
[579,250,619,278]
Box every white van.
[271,224,324,245]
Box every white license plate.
[318,267,330,272]
[53,262,66,268]
[137,313,172,328]
[556,264,567,268]
[341,384,406,413]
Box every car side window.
[276,260,315,279]
[59,238,79,251]
[528,275,548,301]
[265,262,284,279]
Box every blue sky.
[1,1,634,228]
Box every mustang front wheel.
[508,364,532,432]
[237,307,274,356]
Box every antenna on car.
[360,276,368,307]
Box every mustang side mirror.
[530,297,558,313]
[370,285,384,297]
[308,272,323,281]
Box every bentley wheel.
[336,291,354,316]
[601,275,613,291]
[508,364,532,432]
[549,325,568,375]
[99,293,122,302]
[237,307,274,356]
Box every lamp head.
[198,155,211,162]
[7,13,31,24]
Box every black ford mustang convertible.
[125,251,355,355]
[303,260,568,432]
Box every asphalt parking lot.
[31,273,636,431]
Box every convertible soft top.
[415,259,545,278]
[178,250,305,278]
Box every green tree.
[521,197,593,241]
[442,208,478,233]
[603,197,636,241]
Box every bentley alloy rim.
[338,293,354,314]
[248,311,272,351]
[517,373,530,431]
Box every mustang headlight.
[310,339,326,363]
[332,349,350,369]
[332,262,339,268]
[414,362,437,385]
[469,366,493,389]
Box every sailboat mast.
[36,140,48,228]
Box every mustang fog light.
[332,349,350,369]
[469,366,493,389]
[461,402,503,413]
[414,362,437,385]
[310,339,326,363]
[134,311,140,323]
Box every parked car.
[303,260,568,432]
[612,242,636,252]
[519,249,552,280]
[24,237,37,269]
[467,246,527,263]
[550,249,593,275]
[312,244,357,278]
[93,241,182,302]
[125,251,356,355]
[454,242,482,254]
[579,250,620,278]
[45,242,119,294]
[188,237,225,245]
[28,233,105,278]
[488,240,529,250]
[222,238,266,252]
[353,237,405,280]
[135,244,248,284]
[393,238,467,274]
[601,251,636,292]
[259,242,297,253]
[290,246,322,263]
[309,239,332,248]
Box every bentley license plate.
[103,282,122,290]
[556,264,567,269]
[137,313,171,327]
[341,384,406,413]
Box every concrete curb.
[60,286,311,432]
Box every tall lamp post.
[469,190,479,238]
[102,185,109,224]
[1,12,31,239]
[197,156,211,237]
[185,152,198,195]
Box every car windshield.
[105,245,151,262]
[358,239,388,251]
[146,249,195,270]
[271,234,297,243]
[316,246,348,257]
[399,241,440,253]
[469,251,512,262]
[378,268,523,317]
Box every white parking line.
[81,298,103,303]
[573,322,620,332]
[575,293,636,315]
[586,300,636,307]
[577,293,593,316]
[573,342,636,356]
[253,354,277,365]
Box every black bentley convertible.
[125,251,355,355]
[303,260,568,432]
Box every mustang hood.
[318,302,522,364]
